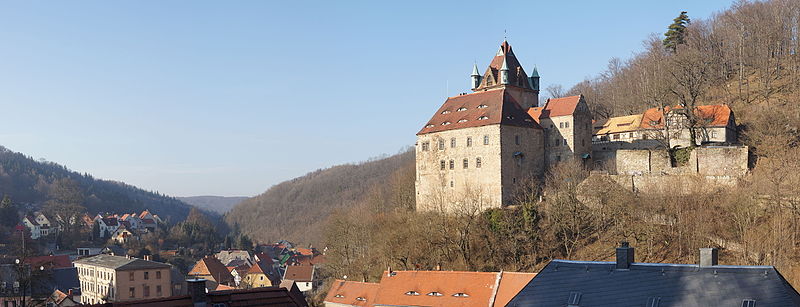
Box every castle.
[414,41,744,212]
[414,41,592,212]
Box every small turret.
[529,66,540,91]
[470,63,482,89]
[500,57,510,85]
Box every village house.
[243,261,281,288]
[73,254,172,305]
[21,212,58,239]
[283,265,315,293]
[188,256,234,290]
[507,243,800,306]
[324,270,535,307]
[593,104,737,150]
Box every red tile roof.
[372,271,499,307]
[640,104,732,129]
[189,257,234,285]
[418,89,541,135]
[325,280,380,306]
[493,272,536,307]
[25,255,72,269]
[535,95,583,119]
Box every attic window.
[458,119,468,123]
[425,124,434,128]
[478,116,489,120]
[405,291,420,296]
[457,107,468,111]
[507,115,515,120]
[427,292,443,297]
[356,297,366,301]
[334,294,344,298]
[442,122,451,126]
[453,293,470,298]
[567,292,582,305]
[477,104,488,109]
[741,300,756,307]
[441,110,451,114]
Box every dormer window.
[458,119,468,123]
[457,107,467,112]
[453,293,469,297]
[478,116,489,120]
[507,115,515,120]
[442,122,451,126]
[405,291,420,296]
[425,124,434,128]
[334,294,344,298]
[441,110,451,114]
[427,292,443,297]
[356,297,366,301]
[477,104,488,109]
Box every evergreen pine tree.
[663,11,690,53]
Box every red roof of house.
[372,271,499,307]
[493,272,537,307]
[418,89,541,135]
[640,104,732,129]
[189,257,234,284]
[528,95,583,123]
[295,248,313,257]
[25,255,72,269]
[325,280,380,306]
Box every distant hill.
[0,146,192,223]
[178,196,248,214]
[225,149,414,245]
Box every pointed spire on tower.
[530,66,539,78]
[500,57,510,85]
[471,63,480,76]
[470,63,482,89]
[529,65,540,91]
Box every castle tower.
[415,41,545,213]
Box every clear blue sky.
[0,1,734,197]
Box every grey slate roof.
[507,259,800,307]
[73,254,169,271]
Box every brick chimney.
[699,248,718,267]
[187,278,208,307]
[615,242,635,270]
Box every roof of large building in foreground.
[417,89,541,135]
[73,254,169,271]
[507,247,800,307]
[325,270,536,307]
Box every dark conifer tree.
[663,11,690,53]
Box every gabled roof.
[641,104,733,129]
[418,89,541,135]
[325,280,380,306]
[73,254,169,271]
[594,114,644,135]
[493,272,537,307]
[507,259,800,307]
[26,255,72,269]
[529,95,583,121]
[188,257,234,284]
[283,265,314,282]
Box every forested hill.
[0,146,192,223]
[225,149,415,245]
[178,196,248,214]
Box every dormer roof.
[417,89,541,135]
[475,41,534,90]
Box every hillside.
[0,146,192,223]
[178,196,248,214]
[225,149,414,245]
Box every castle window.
[467,137,472,147]
[560,122,564,128]
[425,124,434,128]
[450,181,454,187]
[441,110,451,114]
[476,157,482,168]
[515,135,520,145]
[458,119,468,123]
[478,116,489,120]
[438,140,445,150]
[457,107,467,112]
[565,122,570,128]
[563,139,567,145]
[556,155,561,161]
[451,138,456,148]
[463,159,468,169]
[483,135,489,145]
[442,121,451,126]
[422,142,430,151]
[554,139,560,146]
[477,104,488,109]
[440,161,445,170]
[449,160,454,170]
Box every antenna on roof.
[504,29,507,41]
